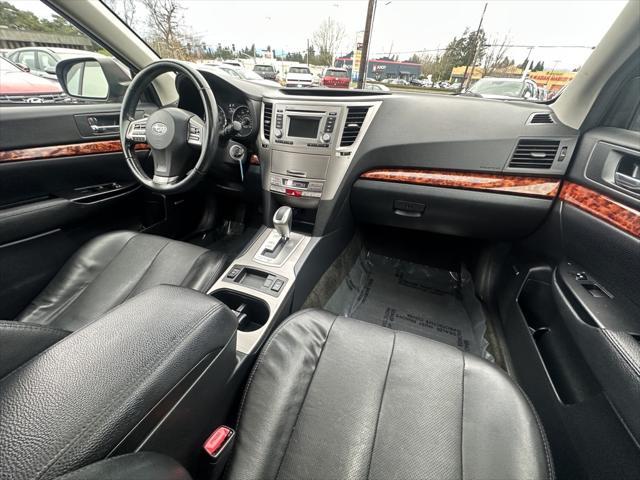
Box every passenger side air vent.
[340,106,370,147]
[529,113,554,124]
[263,102,273,139]
[509,139,560,169]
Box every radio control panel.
[269,173,324,199]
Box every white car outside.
[285,65,314,87]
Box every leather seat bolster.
[181,249,228,292]
[462,354,554,480]
[0,285,237,480]
[0,321,69,378]
[229,309,338,480]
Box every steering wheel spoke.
[125,117,148,143]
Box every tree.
[435,27,487,81]
[103,0,137,28]
[0,1,79,35]
[140,0,196,59]
[482,34,510,77]
[312,17,345,66]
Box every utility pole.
[459,2,487,92]
[307,38,310,66]
[357,0,377,89]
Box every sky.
[12,0,631,70]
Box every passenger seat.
[226,309,553,480]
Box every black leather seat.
[226,309,554,480]
[15,230,227,331]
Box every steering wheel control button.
[188,117,204,147]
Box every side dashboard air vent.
[529,113,554,124]
[263,102,273,139]
[340,106,370,147]
[508,139,560,169]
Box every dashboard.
[177,66,579,240]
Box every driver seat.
[15,231,228,331]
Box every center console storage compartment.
[211,289,270,332]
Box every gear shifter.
[273,206,292,240]
[262,206,292,254]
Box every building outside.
[335,56,421,81]
[450,65,576,93]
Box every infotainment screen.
[288,116,321,138]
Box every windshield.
[3,0,621,99]
[469,79,523,97]
[0,57,20,73]
[288,67,311,74]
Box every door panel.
[498,126,640,478]
[0,104,155,319]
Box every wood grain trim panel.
[0,140,149,163]
[360,168,561,198]
[560,181,640,238]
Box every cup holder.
[211,289,270,332]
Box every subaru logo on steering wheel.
[151,122,168,135]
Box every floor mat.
[324,250,492,360]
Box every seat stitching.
[273,312,339,480]
[0,323,68,335]
[365,330,396,480]
[23,232,139,326]
[121,238,172,302]
[460,352,466,480]
[34,303,223,479]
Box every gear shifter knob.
[273,206,292,240]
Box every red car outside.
[321,68,350,89]
[0,56,66,103]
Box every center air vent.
[340,106,370,147]
[529,113,554,124]
[263,102,273,139]
[509,139,560,169]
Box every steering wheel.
[120,60,219,193]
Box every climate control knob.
[321,133,331,143]
[274,128,283,138]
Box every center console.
[209,96,381,356]
[260,98,381,207]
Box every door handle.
[614,171,640,192]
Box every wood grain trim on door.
[360,168,561,198]
[560,181,640,238]
[0,140,149,163]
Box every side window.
[19,51,37,70]
[0,1,129,105]
[37,52,57,71]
